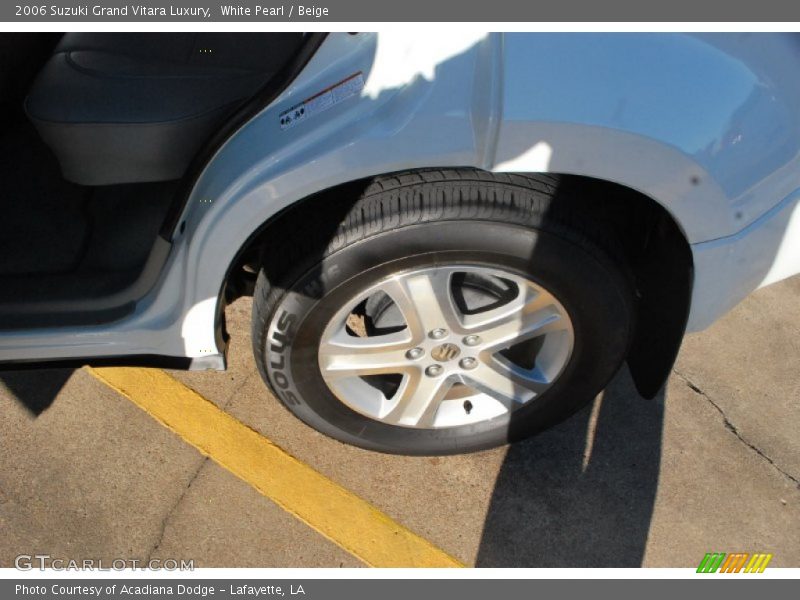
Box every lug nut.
[425,364,444,377]
[429,328,448,340]
[406,347,424,360]
[459,357,478,370]
[463,334,481,346]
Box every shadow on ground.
[0,368,74,415]
[476,368,664,567]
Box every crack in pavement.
[222,371,254,410]
[145,370,255,561]
[147,456,208,562]
[673,369,800,489]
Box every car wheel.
[252,170,635,455]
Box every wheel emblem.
[430,343,461,363]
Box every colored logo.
[697,552,773,573]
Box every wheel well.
[530,175,694,398]
[224,170,693,398]
[221,176,375,301]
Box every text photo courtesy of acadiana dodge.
[29,4,331,18]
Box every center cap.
[431,343,461,363]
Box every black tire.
[252,170,635,455]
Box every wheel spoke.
[382,371,453,427]
[463,359,550,406]
[479,304,568,352]
[319,329,413,379]
[379,270,462,338]
[461,284,549,329]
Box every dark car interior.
[0,33,309,330]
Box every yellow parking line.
[85,366,463,568]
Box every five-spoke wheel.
[318,266,574,429]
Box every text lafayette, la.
[232,585,305,596]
